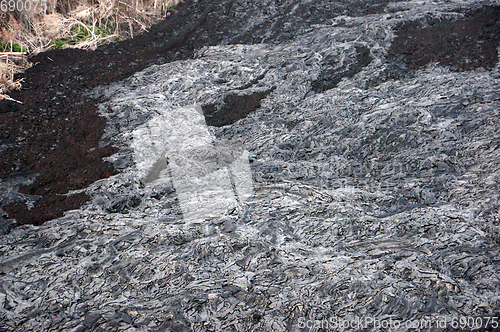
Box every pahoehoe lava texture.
[4,0,496,225]
[1,0,500,331]
[0,0,403,225]
[311,45,373,93]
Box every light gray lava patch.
[132,104,253,223]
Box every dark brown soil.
[202,88,276,127]
[389,6,500,71]
[0,2,211,225]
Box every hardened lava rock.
[1,0,500,331]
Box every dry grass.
[0,0,181,101]
[2,0,181,51]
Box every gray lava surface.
[1,0,500,331]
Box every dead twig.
[0,94,22,104]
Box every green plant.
[52,39,65,49]
[65,24,114,47]
[94,26,112,37]
[71,26,89,40]
[0,42,27,52]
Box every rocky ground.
[1,0,500,331]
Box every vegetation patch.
[0,0,182,101]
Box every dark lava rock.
[1,0,500,331]
[0,0,404,225]
[311,45,373,93]
[3,0,498,226]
